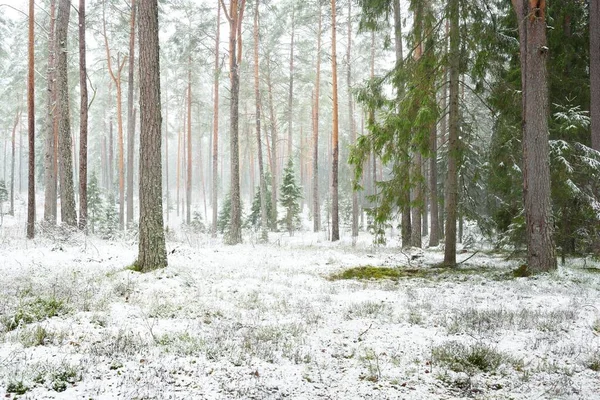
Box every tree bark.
[127,0,137,227]
[10,110,19,216]
[57,0,77,227]
[137,0,167,271]
[348,0,358,241]
[512,0,556,272]
[443,0,460,265]
[27,0,35,239]
[103,4,127,230]
[591,0,600,151]
[44,0,58,225]
[428,124,439,246]
[266,58,278,230]
[254,0,268,242]
[330,0,340,242]
[223,0,246,244]
[186,58,192,225]
[313,6,322,232]
[212,3,221,237]
[78,0,88,231]
[288,7,295,164]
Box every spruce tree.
[279,159,302,235]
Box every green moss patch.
[329,266,406,281]
[330,265,513,282]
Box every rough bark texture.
[27,0,35,239]
[212,5,220,237]
[429,124,439,246]
[79,0,88,231]
[127,0,137,227]
[348,0,358,240]
[288,7,295,163]
[57,0,77,227]
[410,153,422,248]
[443,0,459,266]
[136,0,167,271]
[512,0,556,273]
[330,0,340,242]
[10,111,19,216]
[312,7,322,232]
[254,0,268,242]
[592,0,600,151]
[186,62,192,225]
[44,0,57,224]
[223,0,246,244]
[267,60,278,230]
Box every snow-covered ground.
[1,213,599,399]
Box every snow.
[1,212,600,399]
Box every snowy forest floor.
[1,214,600,399]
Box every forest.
[0,0,599,398]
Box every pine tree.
[279,159,302,235]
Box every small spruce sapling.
[0,180,7,225]
[279,158,302,235]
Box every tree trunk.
[512,0,556,273]
[288,7,295,164]
[267,59,278,230]
[127,0,137,227]
[27,0,35,239]
[224,0,246,244]
[443,0,460,265]
[348,0,358,241]
[212,4,221,237]
[10,110,19,216]
[57,0,77,227]
[330,0,340,242]
[78,0,88,231]
[254,0,268,242]
[103,5,127,230]
[313,6,322,232]
[410,153,422,248]
[136,0,167,271]
[592,0,600,151]
[186,58,192,225]
[429,124,439,246]
[44,0,58,225]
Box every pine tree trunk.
[429,124,439,246]
[347,0,358,241]
[57,0,77,227]
[136,0,167,271]
[224,0,245,244]
[254,0,268,242]
[44,0,57,225]
[288,8,295,164]
[186,60,192,225]
[592,0,600,151]
[78,0,88,231]
[443,0,460,266]
[410,153,422,248]
[267,59,278,231]
[127,0,137,227]
[330,0,340,242]
[103,7,127,230]
[27,0,35,239]
[10,110,19,216]
[313,7,322,232]
[212,4,221,237]
[512,0,556,273]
